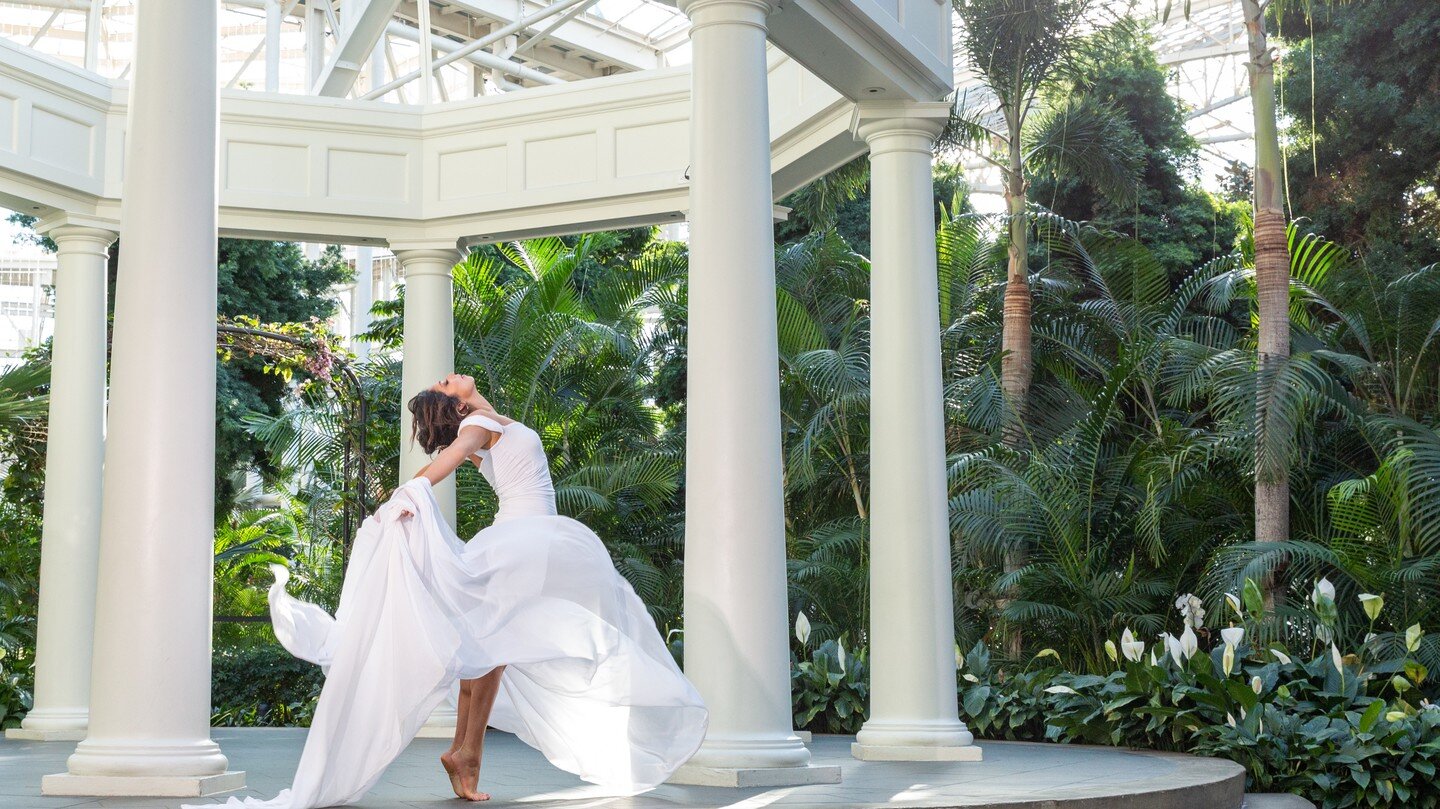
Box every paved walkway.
[1,729,1245,809]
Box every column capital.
[677,0,778,31]
[389,241,461,277]
[36,213,119,246]
[852,101,953,154]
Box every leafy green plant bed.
[959,581,1440,809]
[211,642,321,727]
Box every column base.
[6,728,86,742]
[853,719,981,761]
[668,764,842,787]
[414,724,457,739]
[42,771,246,797]
[669,734,839,786]
[851,743,983,762]
[13,707,88,740]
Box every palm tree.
[948,1,1143,434]
[0,361,49,441]
[1238,0,1296,560]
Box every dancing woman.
[190,373,707,808]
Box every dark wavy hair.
[408,389,468,454]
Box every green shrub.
[958,580,1440,808]
[211,642,321,727]
[791,638,868,734]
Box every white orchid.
[794,612,811,646]
[1174,593,1206,628]
[1220,626,1245,649]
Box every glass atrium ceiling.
[1,0,1253,190]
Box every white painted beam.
[440,0,661,71]
[313,0,402,96]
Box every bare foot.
[457,757,490,802]
[440,750,466,799]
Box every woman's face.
[431,373,477,400]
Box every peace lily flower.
[1359,593,1384,622]
[1222,642,1236,676]
[1162,633,1184,667]
[1331,643,1345,676]
[1271,648,1293,665]
[1225,712,1236,727]
[1407,624,1425,652]
[1179,624,1199,660]
[1392,675,1411,693]
[962,672,980,683]
[794,612,811,646]
[1387,710,1408,722]
[1104,640,1119,662]
[1149,648,1158,667]
[1120,628,1145,662]
[955,643,965,671]
[1225,592,1243,618]
[1251,676,1263,694]
[1221,626,1245,649]
[1035,648,1061,661]
[1313,576,1336,605]
[1044,685,1078,695]
[837,639,847,674]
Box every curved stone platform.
[1,728,1245,809]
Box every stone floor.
[1,729,1248,809]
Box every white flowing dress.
[188,414,708,808]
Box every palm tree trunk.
[1001,154,1032,437]
[1000,136,1030,660]
[1242,0,1291,578]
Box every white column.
[351,246,375,360]
[393,243,459,739]
[7,221,115,743]
[670,0,837,787]
[44,0,244,798]
[392,245,457,522]
[852,103,980,762]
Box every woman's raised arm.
[413,425,494,487]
